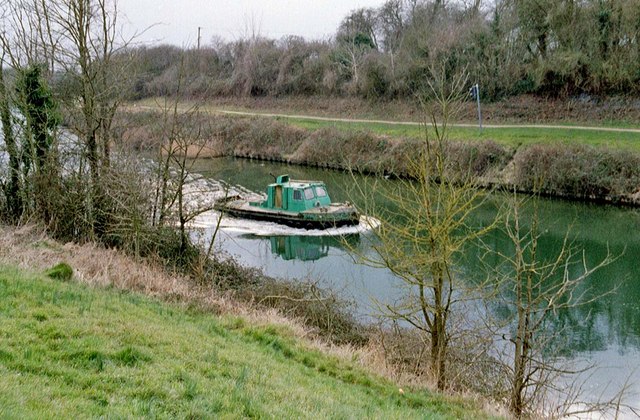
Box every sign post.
[470,83,482,131]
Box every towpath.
[215,109,640,133]
[128,104,640,134]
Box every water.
[188,156,640,414]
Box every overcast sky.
[119,0,387,47]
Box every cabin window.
[293,190,302,200]
[304,188,314,200]
[315,186,327,197]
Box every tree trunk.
[431,315,447,390]
[510,213,531,418]
[431,263,448,391]
[511,305,527,416]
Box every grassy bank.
[281,117,640,152]
[132,98,640,151]
[0,264,492,418]
[135,94,640,127]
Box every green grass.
[0,265,492,419]
[131,99,640,151]
[282,117,640,151]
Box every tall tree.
[13,64,61,224]
[15,64,60,174]
[39,0,133,236]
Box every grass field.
[0,265,493,419]
[276,117,640,151]
[131,99,640,151]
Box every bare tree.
[23,0,136,236]
[350,67,496,390]
[376,0,406,81]
[487,192,621,417]
[147,52,219,261]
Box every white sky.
[118,0,387,47]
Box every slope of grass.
[0,265,493,419]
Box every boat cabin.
[251,174,332,212]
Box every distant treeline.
[125,0,640,101]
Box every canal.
[189,156,640,413]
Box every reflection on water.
[464,197,640,355]
[190,156,640,410]
[238,233,360,262]
[271,235,329,261]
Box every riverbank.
[121,108,640,206]
[0,225,502,418]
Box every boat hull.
[215,198,360,230]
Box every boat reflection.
[238,233,360,262]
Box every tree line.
[127,0,640,101]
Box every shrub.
[45,262,73,281]
[445,140,511,179]
[236,275,367,345]
[512,144,640,200]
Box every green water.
[190,156,640,407]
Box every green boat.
[215,175,360,229]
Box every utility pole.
[197,27,202,50]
